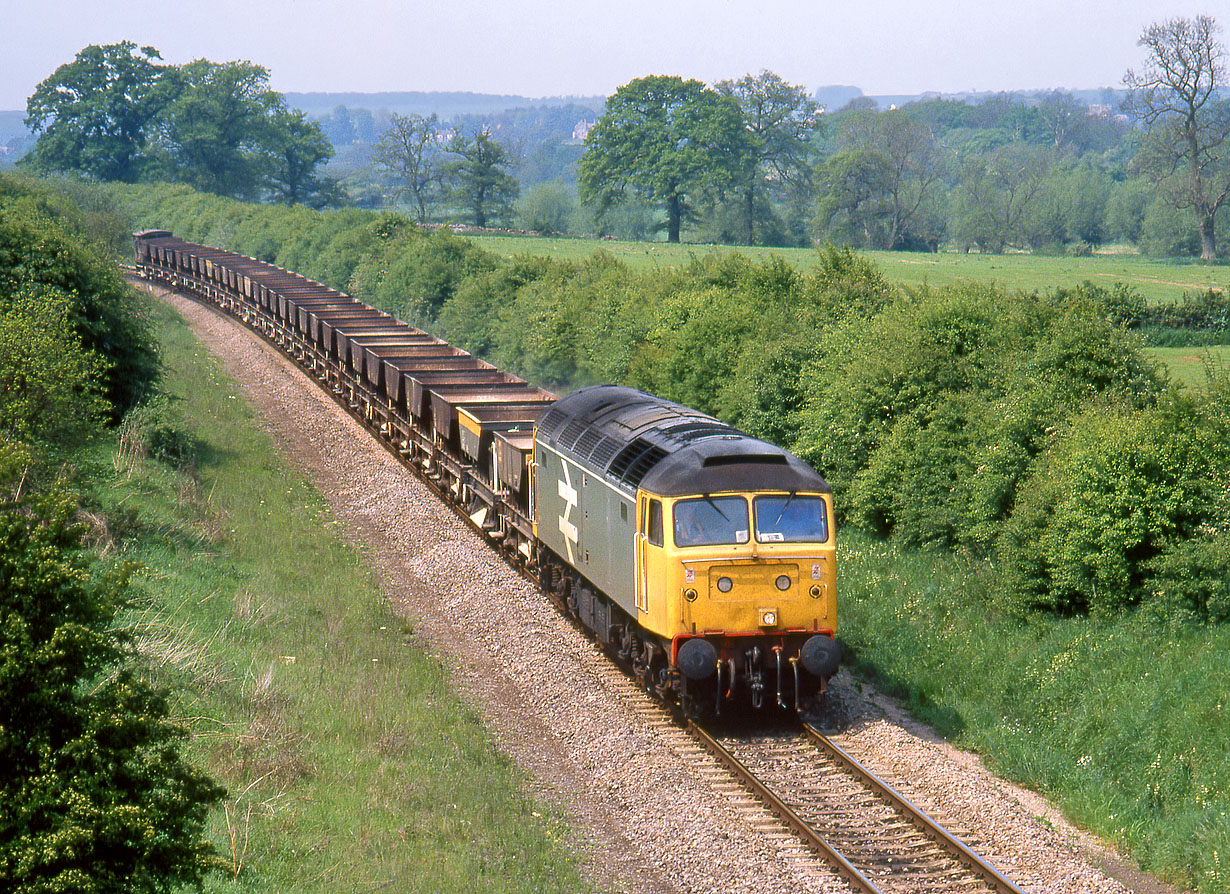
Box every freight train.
[133,230,841,715]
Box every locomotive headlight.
[684,587,698,602]
[717,576,733,593]
[760,609,778,627]
[809,584,823,599]
[775,574,792,591]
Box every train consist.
[133,230,841,715]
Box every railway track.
[690,721,1028,893]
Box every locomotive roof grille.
[574,427,604,457]
[609,438,669,489]
[536,406,568,437]
[559,419,588,450]
[588,435,621,467]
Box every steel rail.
[802,722,1027,894]
[687,721,883,894]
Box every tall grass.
[93,298,588,892]
[838,530,1230,892]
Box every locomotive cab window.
[754,494,829,543]
[673,496,750,547]
[646,499,664,547]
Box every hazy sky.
[3,0,1227,110]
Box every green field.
[468,233,1228,306]
[1148,345,1230,386]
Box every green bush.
[999,389,1230,616]
[0,191,159,418]
[796,282,1166,553]
[0,495,224,892]
[0,288,108,446]
[117,396,198,470]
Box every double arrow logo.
[557,463,579,564]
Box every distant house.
[572,119,595,142]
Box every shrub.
[998,393,1228,616]
[117,396,198,470]
[0,199,159,418]
[0,495,225,891]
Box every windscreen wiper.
[773,491,797,526]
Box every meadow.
[468,233,1228,306]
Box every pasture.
[467,233,1228,306]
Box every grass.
[467,233,1228,306]
[1147,344,1230,387]
[836,530,1230,893]
[95,297,589,893]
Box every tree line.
[22,16,1230,257]
[22,42,336,205]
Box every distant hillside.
[821,86,1127,112]
[286,91,605,120]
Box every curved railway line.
[130,241,1048,894]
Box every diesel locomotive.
[133,230,840,715]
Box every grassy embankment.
[95,296,588,893]
[837,532,1229,891]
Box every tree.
[516,180,576,234]
[155,59,287,199]
[837,110,946,249]
[1035,90,1087,150]
[579,76,753,243]
[265,108,336,207]
[812,149,894,248]
[444,129,519,228]
[23,43,174,183]
[374,113,444,223]
[1124,15,1230,259]
[953,143,1052,252]
[716,71,818,244]
[0,497,225,891]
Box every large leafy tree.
[23,43,173,183]
[444,129,519,228]
[155,59,287,199]
[838,110,945,250]
[1124,15,1230,259]
[0,497,225,892]
[812,149,895,248]
[716,71,818,245]
[952,143,1052,253]
[580,76,753,243]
